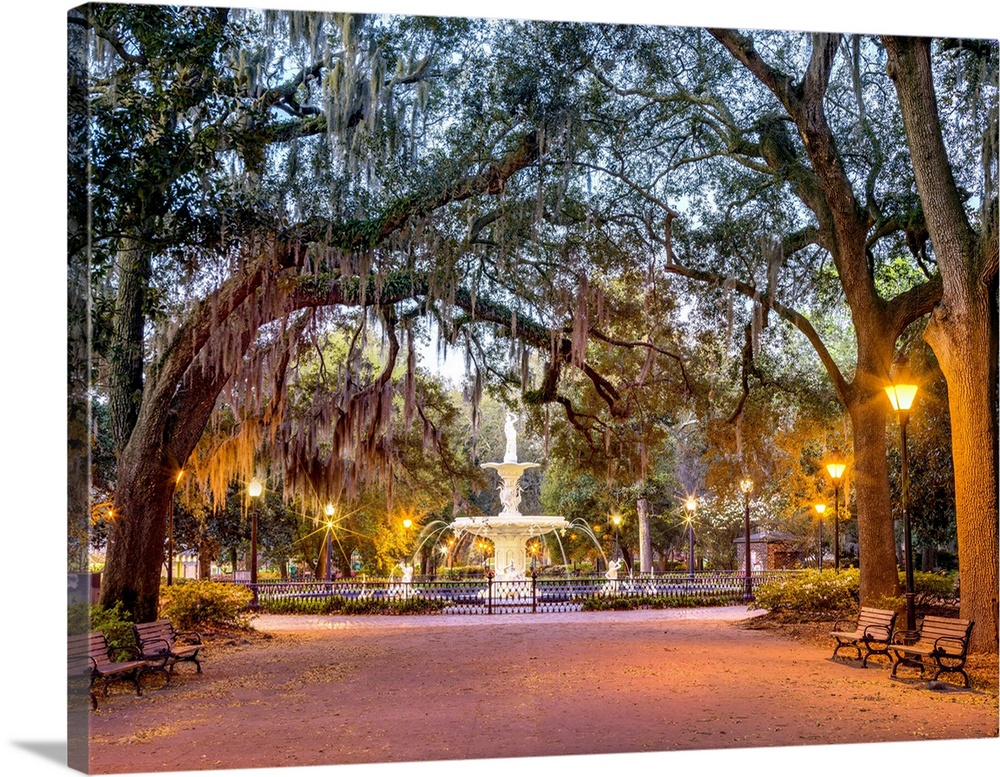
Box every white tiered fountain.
[452,412,568,578]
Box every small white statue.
[400,563,413,584]
[605,559,621,580]
[503,411,518,463]
[497,480,522,515]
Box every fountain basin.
[452,514,569,579]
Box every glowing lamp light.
[402,518,413,529]
[611,513,622,527]
[884,357,919,413]
[739,478,754,495]
[247,478,263,498]
[825,451,846,482]
[684,497,698,514]
[814,503,827,515]
[325,503,335,517]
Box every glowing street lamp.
[740,477,754,600]
[824,450,846,571]
[247,477,263,608]
[885,355,920,638]
[684,497,697,579]
[814,503,827,572]
[324,503,335,585]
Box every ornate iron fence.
[246,570,799,615]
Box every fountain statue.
[451,412,568,578]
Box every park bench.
[829,607,898,666]
[68,633,98,709]
[890,615,975,688]
[132,620,203,680]
[69,632,151,706]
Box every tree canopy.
[66,3,996,649]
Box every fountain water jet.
[452,412,568,578]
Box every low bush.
[909,570,958,603]
[90,601,136,661]
[159,579,255,630]
[257,594,447,616]
[752,569,860,615]
[580,592,741,611]
[438,566,487,579]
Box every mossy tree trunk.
[885,36,999,653]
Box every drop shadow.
[10,741,66,766]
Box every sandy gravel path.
[85,607,998,774]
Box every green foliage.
[90,602,137,662]
[438,565,488,578]
[752,569,860,614]
[68,600,137,661]
[158,580,255,630]
[908,571,959,603]
[67,601,91,636]
[257,595,446,615]
[580,592,741,611]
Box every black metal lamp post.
[168,469,183,586]
[247,477,263,608]
[324,503,335,585]
[814,502,827,571]
[885,356,919,639]
[825,451,846,572]
[684,497,697,579]
[740,478,754,600]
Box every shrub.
[439,566,486,579]
[752,569,859,615]
[90,601,136,661]
[256,594,448,616]
[159,579,255,630]
[579,592,741,611]
[67,600,91,636]
[909,570,958,603]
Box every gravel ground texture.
[84,607,999,774]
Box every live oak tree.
[580,27,996,650]
[883,36,998,650]
[70,7,628,622]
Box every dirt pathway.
[86,608,998,773]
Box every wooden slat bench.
[68,633,98,709]
[829,607,898,666]
[69,632,151,705]
[133,620,203,681]
[890,615,975,687]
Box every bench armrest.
[175,629,202,644]
[932,636,966,655]
[139,637,173,656]
[862,625,891,641]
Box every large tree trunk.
[706,30,943,611]
[926,299,1000,651]
[637,496,652,574]
[884,36,999,653]
[847,384,901,605]
[100,440,176,623]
